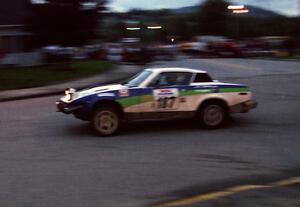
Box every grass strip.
[0,61,114,91]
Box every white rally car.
[56,68,257,136]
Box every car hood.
[61,84,129,103]
[77,84,124,97]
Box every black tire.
[92,106,120,136]
[198,101,227,129]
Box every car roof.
[146,67,207,74]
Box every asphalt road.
[0,58,300,207]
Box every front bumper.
[56,101,83,114]
[230,100,257,113]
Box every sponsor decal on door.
[153,88,179,110]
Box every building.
[0,0,32,53]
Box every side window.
[193,73,213,83]
[149,72,193,87]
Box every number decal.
[153,88,179,110]
[157,97,177,109]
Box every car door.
[140,72,193,114]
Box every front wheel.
[199,103,227,129]
[92,107,120,136]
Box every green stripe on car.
[117,96,141,108]
[219,88,250,93]
[118,87,249,108]
[180,89,213,96]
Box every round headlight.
[65,93,72,101]
[64,88,76,101]
[65,90,70,96]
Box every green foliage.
[0,61,114,91]
[197,0,230,36]
[29,0,108,47]
[227,16,300,38]
[101,1,299,42]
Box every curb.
[0,78,126,102]
[0,91,62,102]
[0,64,143,102]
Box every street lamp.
[232,9,249,14]
[147,26,162,30]
[227,5,245,10]
[227,5,250,39]
[126,27,141,31]
[227,4,249,14]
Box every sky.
[108,0,300,16]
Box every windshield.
[125,70,152,87]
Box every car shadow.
[120,116,252,136]
[62,116,254,138]
[121,119,198,135]
[62,122,97,138]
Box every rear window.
[193,73,213,83]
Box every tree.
[197,0,230,36]
[30,0,108,46]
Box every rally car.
[56,68,257,136]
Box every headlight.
[65,93,72,101]
[65,88,76,95]
[64,88,76,102]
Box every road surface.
[0,58,299,207]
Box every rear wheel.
[199,102,227,129]
[92,107,120,136]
